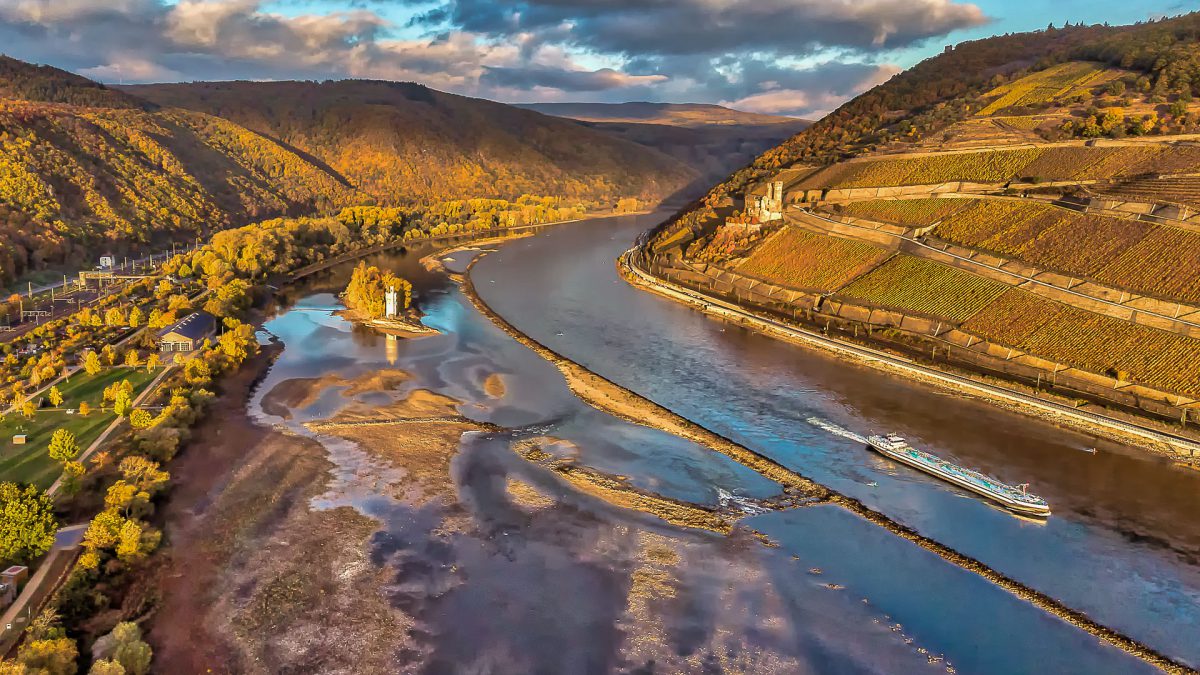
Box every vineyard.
[976,61,1109,116]
[838,198,970,227]
[838,255,1008,322]
[932,200,1155,276]
[734,227,888,291]
[1094,227,1200,304]
[964,290,1200,397]
[794,143,1200,192]
[806,148,1046,189]
[1098,174,1200,209]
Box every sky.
[0,0,1194,119]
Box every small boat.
[866,433,1050,517]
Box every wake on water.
[806,416,868,444]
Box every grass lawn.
[0,366,163,489]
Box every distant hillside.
[523,102,809,194]
[0,55,145,109]
[124,80,696,208]
[517,102,804,128]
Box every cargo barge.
[867,433,1050,517]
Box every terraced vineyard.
[838,255,1008,322]
[976,62,1109,116]
[794,144,1200,192]
[734,227,888,291]
[965,290,1200,397]
[1094,227,1200,304]
[1098,175,1200,209]
[839,198,969,227]
[801,149,1045,189]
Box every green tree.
[103,623,151,675]
[0,482,57,564]
[47,428,79,464]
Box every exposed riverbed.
[150,222,1182,672]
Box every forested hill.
[122,80,697,207]
[0,57,696,287]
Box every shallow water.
[246,229,1159,673]
[472,213,1200,668]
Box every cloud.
[482,65,667,92]
[422,0,988,56]
[0,0,984,118]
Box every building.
[99,253,115,269]
[0,566,28,611]
[385,286,399,319]
[745,180,785,222]
[158,311,217,353]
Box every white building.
[385,286,399,319]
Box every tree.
[83,351,102,376]
[127,306,142,329]
[60,461,85,496]
[143,354,160,373]
[113,389,133,417]
[78,401,91,417]
[0,482,57,565]
[48,429,80,464]
[101,345,117,366]
[48,385,63,408]
[128,409,154,430]
[123,350,140,367]
[21,400,35,419]
[94,623,151,675]
[16,637,77,675]
[90,660,127,675]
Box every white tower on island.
[385,286,398,319]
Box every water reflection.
[243,232,1158,673]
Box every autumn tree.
[48,428,79,464]
[48,385,63,408]
[0,482,57,564]
[83,350,102,376]
[78,401,91,417]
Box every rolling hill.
[122,80,696,208]
[0,57,699,287]
[516,102,804,128]
[521,102,810,192]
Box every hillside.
[643,13,1200,426]
[523,102,809,193]
[516,102,803,127]
[0,58,698,286]
[123,80,697,208]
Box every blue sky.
[0,0,1193,118]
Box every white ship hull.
[868,438,1051,518]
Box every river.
[242,217,1188,673]
[471,213,1200,669]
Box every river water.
[245,220,1178,673]
[471,213,1200,669]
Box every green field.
[0,366,161,489]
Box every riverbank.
[460,247,1192,674]
[623,251,1200,463]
